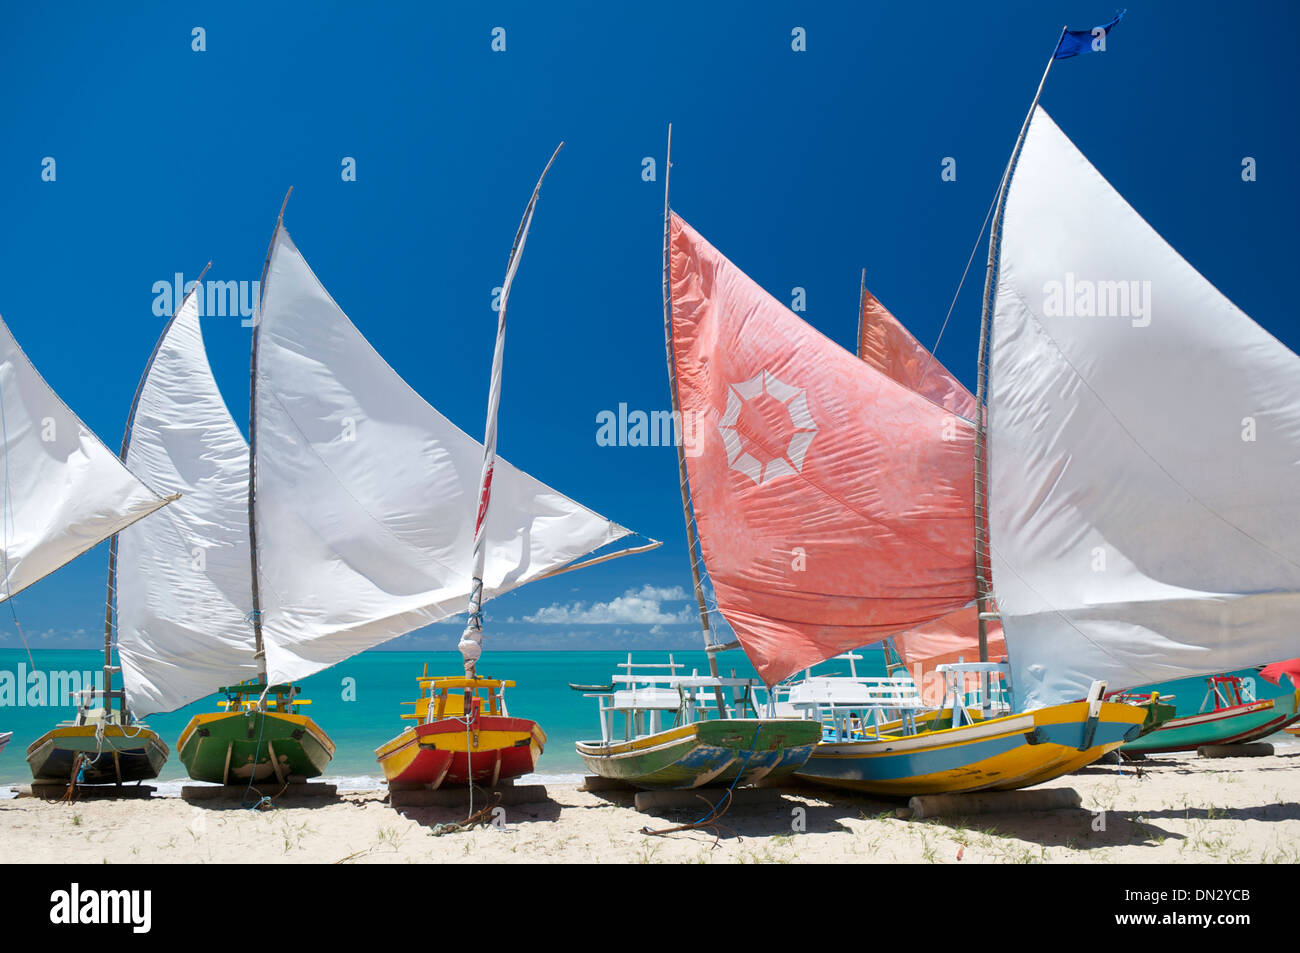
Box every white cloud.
[524,584,694,625]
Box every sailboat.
[102,267,324,786]
[5,307,176,786]
[112,181,653,789]
[376,146,659,790]
[1121,674,1299,755]
[856,280,1179,737]
[573,127,826,792]
[663,204,1144,796]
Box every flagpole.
[459,143,565,679]
[973,27,1068,696]
[660,125,733,713]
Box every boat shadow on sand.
[392,799,563,829]
[583,786,884,838]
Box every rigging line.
[917,183,1000,393]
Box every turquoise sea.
[1,648,1293,789]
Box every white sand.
[2,749,1297,863]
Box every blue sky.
[1,1,1296,651]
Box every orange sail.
[669,213,976,685]
[894,608,1008,706]
[854,282,995,700]
[857,284,977,420]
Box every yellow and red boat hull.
[376,714,545,788]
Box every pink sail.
[669,213,977,685]
[894,608,1007,706]
[856,284,993,698]
[858,286,977,420]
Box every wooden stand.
[631,786,785,814]
[902,787,1082,820]
[13,783,156,801]
[1197,742,1274,759]
[579,775,636,793]
[181,782,337,802]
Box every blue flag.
[1054,9,1125,59]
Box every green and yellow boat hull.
[1122,688,1300,754]
[576,717,821,790]
[177,709,334,784]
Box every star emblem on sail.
[668,211,978,686]
[718,370,817,485]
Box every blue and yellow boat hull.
[794,701,1146,796]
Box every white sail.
[0,316,169,602]
[989,107,1300,709]
[254,226,634,683]
[116,290,258,717]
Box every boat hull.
[0,731,10,755]
[177,710,334,784]
[26,724,169,785]
[376,715,545,787]
[576,718,821,790]
[1121,689,1300,753]
[794,701,1146,796]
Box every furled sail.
[116,289,258,717]
[669,213,977,685]
[254,226,636,683]
[0,315,169,602]
[857,285,977,420]
[989,107,1300,709]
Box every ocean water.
[1,648,1294,790]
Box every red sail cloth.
[858,287,978,421]
[669,213,977,685]
[857,286,994,696]
[894,607,1007,706]
[1260,658,1300,689]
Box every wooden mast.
[460,143,564,679]
[103,261,209,716]
[973,29,1067,695]
[660,124,732,715]
[248,187,293,703]
[856,268,867,361]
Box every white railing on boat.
[582,654,765,743]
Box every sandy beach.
[2,748,1298,864]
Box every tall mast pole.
[660,124,730,714]
[459,143,565,679]
[973,29,1068,678]
[248,187,293,700]
[104,262,208,715]
[856,268,867,361]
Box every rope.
[641,723,764,843]
[918,183,1001,392]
